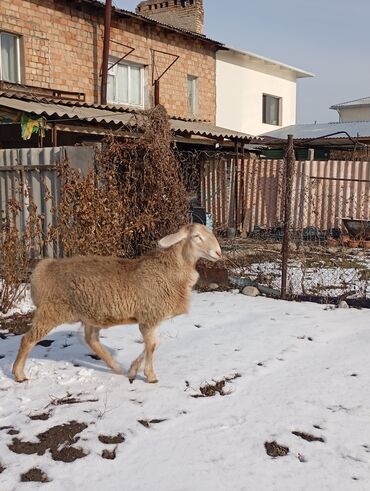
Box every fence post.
[281,134,294,300]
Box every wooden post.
[281,134,294,300]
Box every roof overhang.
[220,46,314,79]
[0,93,259,144]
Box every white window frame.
[107,57,145,108]
[187,75,198,116]
[262,93,282,126]
[0,31,21,83]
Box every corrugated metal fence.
[0,146,95,256]
[201,158,370,233]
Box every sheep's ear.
[158,227,189,249]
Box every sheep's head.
[158,224,222,262]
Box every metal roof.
[222,46,314,79]
[0,92,258,142]
[262,121,370,140]
[68,0,224,47]
[330,97,370,110]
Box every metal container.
[342,218,370,239]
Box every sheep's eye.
[193,234,203,242]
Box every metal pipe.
[154,80,160,106]
[101,0,112,105]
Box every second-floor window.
[107,58,144,107]
[263,94,281,126]
[0,32,21,83]
[187,75,198,116]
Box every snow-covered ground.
[0,292,370,491]
[238,259,370,298]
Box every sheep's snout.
[207,247,222,262]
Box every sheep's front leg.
[128,323,159,384]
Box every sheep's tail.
[30,258,55,307]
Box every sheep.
[12,223,222,384]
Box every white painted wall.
[338,107,370,122]
[216,50,298,136]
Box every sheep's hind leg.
[84,325,123,375]
[141,324,160,383]
[13,306,61,383]
[128,350,145,383]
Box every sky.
[115,0,370,124]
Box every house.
[0,0,313,149]
[216,47,313,136]
[0,0,258,149]
[330,97,370,123]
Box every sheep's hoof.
[14,374,28,383]
[129,378,134,384]
[147,377,158,384]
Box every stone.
[242,286,260,297]
[208,283,219,291]
[327,247,338,254]
[338,300,349,309]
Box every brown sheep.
[12,224,222,384]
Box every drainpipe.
[101,0,112,105]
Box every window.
[107,58,144,107]
[187,75,198,116]
[263,94,281,126]
[0,32,21,83]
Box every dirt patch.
[138,419,166,429]
[0,464,5,474]
[196,262,229,290]
[192,380,227,398]
[264,441,289,457]
[190,373,241,398]
[20,468,49,483]
[0,313,32,335]
[98,433,125,444]
[8,421,88,463]
[46,392,98,407]
[0,426,13,431]
[292,431,325,443]
[102,448,116,460]
[7,429,20,435]
[29,412,52,421]
[36,339,54,347]
[0,355,5,359]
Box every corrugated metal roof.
[262,121,370,140]
[172,120,257,141]
[69,0,224,47]
[0,95,134,125]
[330,97,370,110]
[0,92,258,141]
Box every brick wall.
[0,0,215,122]
[137,0,204,34]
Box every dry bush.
[0,179,43,314]
[95,104,189,256]
[50,161,125,257]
